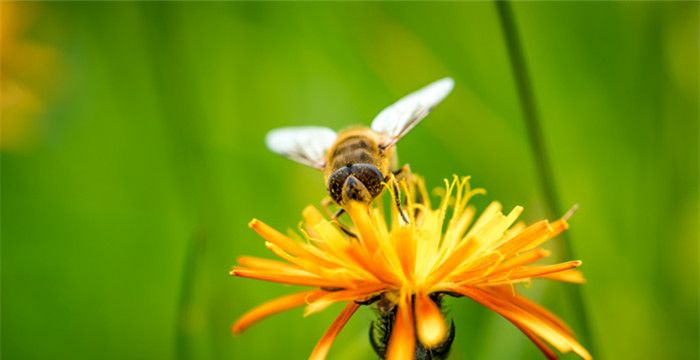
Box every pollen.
[230,175,591,360]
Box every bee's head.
[327,164,385,205]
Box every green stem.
[175,230,207,360]
[495,0,596,355]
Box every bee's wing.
[265,126,337,169]
[370,77,454,148]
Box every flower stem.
[176,230,207,360]
[494,0,596,354]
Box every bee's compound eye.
[327,167,351,205]
[350,164,385,199]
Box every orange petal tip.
[562,204,579,221]
[248,219,260,228]
[415,293,448,348]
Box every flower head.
[231,176,591,360]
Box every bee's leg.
[331,207,346,222]
[393,164,424,219]
[392,164,413,183]
[331,208,358,238]
[391,175,410,224]
[321,197,357,237]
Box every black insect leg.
[321,197,357,238]
[392,179,410,224]
[331,207,358,238]
[393,164,425,219]
[392,163,412,181]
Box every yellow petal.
[394,225,416,282]
[232,290,323,334]
[541,269,586,284]
[492,287,574,336]
[415,291,447,348]
[505,261,582,281]
[249,219,307,258]
[304,284,386,316]
[346,202,379,255]
[309,302,359,360]
[511,321,558,360]
[231,268,338,288]
[236,256,304,272]
[496,220,552,256]
[302,205,326,238]
[468,201,502,235]
[386,291,415,360]
[494,249,551,272]
[302,205,325,227]
[478,206,524,249]
[454,286,591,360]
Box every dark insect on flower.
[230,176,591,360]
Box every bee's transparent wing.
[265,126,337,169]
[371,77,454,148]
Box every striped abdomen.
[329,134,380,171]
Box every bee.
[265,77,454,222]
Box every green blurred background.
[2,2,698,359]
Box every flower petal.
[501,261,582,281]
[454,286,591,360]
[249,219,307,257]
[231,268,339,288]
[302,205,326,237]
[491,286,574,336]
[394,226,416,282]
[541,269,586,284]
[309,302,360,360]
[415,291,448,348]
[304,284,386,316]
[512,321,558,360]
[346,202,380,255]
[232,290,324,334]
[386,291,415,360]
[470,261,583,286]
[236,256,304,272]
[494,249,551,271]
[496,220,551,256]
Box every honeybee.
[265,78,454,221]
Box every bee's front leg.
[389,174,410,225]
[393,164,425,219]
[333,210,358,238]
[321,197,358,238]
[392,164,413,183]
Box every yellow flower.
[231,176,591,360]
[1,2,59,151]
